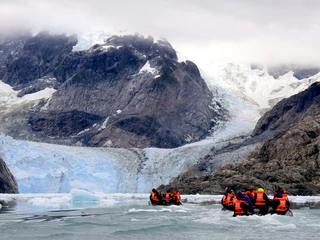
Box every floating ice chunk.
[70,189,100,203]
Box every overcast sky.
[1,0,320,66]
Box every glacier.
[0,134,218,194]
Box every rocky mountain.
[159,82,320,195]
[159,115,320,195]
[0,32,224,149]
[253,81,320,137]
[0,157,18,193]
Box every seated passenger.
[271,192,290,215]
[242,192,253,208]
[242,188,256,206]
[163,190,173,205]
[150,188,162,205]
[221,188,236,211]
[233,192,253,217]
[172,190,182,205]
[254,187,270,215]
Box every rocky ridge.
[0,32,225,148]
[253,81,320,136]
[0,157,18,193]
[159,115,320,195]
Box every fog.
[1,0,320,66]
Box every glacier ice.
[0,135,220,194]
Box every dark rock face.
[253,82,320,137]
[2,31,77,91]
[0,158,18,193]
[0,32,223,148]
[159,116,320,195]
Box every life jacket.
[282,191,288,200]
[151,191,160,202]
[164,192,172,201]
[255,191,267,206]
[242,191,250,196]
[224,193,235,207]
[274,197,289,213]
[248,191,256,201]
[234,199,247,215]
[172,191,181,203]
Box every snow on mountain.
[72,31,112,51]
[139,61,159,75]
[0,81,56,109]
[198,61,320,142]
[203,62,320,110]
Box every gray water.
[0,201,319,240]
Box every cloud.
[1,0,320,66]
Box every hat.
[277,193,283,198]
[257,188,264,192]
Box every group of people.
[221,186,291,217]
[149,188,182,206]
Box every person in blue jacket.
[242,192,253,207]
[238,192,254,214]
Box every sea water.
[0,193,319,240]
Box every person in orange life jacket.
[254,187,270,215]
[221,188,236,211]
[172,190,182,205]
[150,188,162,205]
[163,190,173,205]
[271,192,290,215]
[233,192,253,217]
